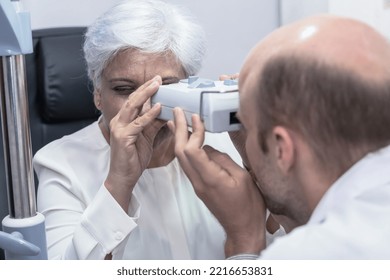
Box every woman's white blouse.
[33,120,242,259]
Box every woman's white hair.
[83,0,206,88]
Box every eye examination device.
[151,76,241,133]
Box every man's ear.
[93,90,102,110]
[271,126,295,174]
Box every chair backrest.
[0,27,100,259]
[27,27,100,154]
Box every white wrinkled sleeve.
[226,227,286,260]
[35,157,139,259]
[69,186,139,259]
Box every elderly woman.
[33,0,241,259]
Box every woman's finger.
[126,103,162,135]
[117,76,162,124]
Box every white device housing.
[151,77,241,133]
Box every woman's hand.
[105,76,164,211]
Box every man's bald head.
[241,15,390,85]
[239,15,390,174]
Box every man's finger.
[172,107,205,186]
[184,114,205,150]
[184,144,235,187]
[219,73,239,81]
[172,107,190,155]
[203,145,243,177]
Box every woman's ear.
[272,126,295,175]
[93,90,102,110]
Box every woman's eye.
[162,79,179,86]
[113,86,136,95]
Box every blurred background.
[20,0,390,78]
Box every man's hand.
[219,73,239,81]
[168,108,267,257]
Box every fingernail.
[149,81,158,88]
[153,103,161,109]
[173,107,180,115]
[167,120,174,132]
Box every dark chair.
[0,27,100,259]
[27,27,100,154]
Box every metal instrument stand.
[0,0,47,259]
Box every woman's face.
[94,49,185,165]
[95,48,186,160]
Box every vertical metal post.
[0,55,36,219]
[0,0,47,260]
[0,55,48,260]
